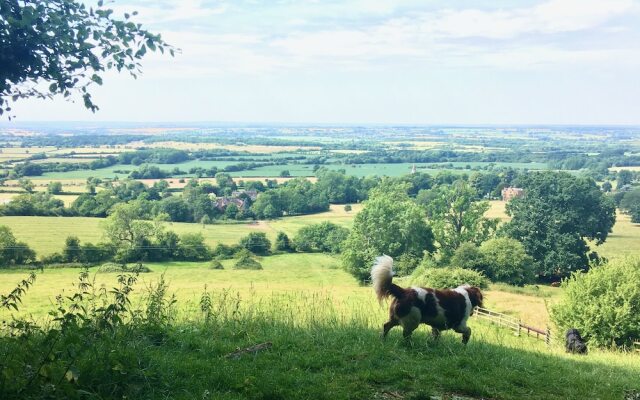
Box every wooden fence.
[474,307,552,345]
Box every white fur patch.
[454,286,473,328]
[411,287,428,302]
[400,306,422,333]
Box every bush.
[274,231,293,252]
[233,249,263,270]
[410,265,489,289]
[293,222,349,253]
[479,238,535,286]
[209,260,224,270]
[239,232,271,256]
[0,226,37,267]
[97,262,151,273]
[551,258,640,348]
[176,233,211,261]
[450,242,485,270]
[212,243,241,260]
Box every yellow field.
[0,192,78,206]
[125,140,321,153]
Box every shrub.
[239,232,271,256]
[450,242,485,271]
[479,238,535,286]
[177,233,211,261]
[274,231,293,252]
[97,262,151,273]
[0,226,37,267]
[212,243,241,260]
[293,222,349,253]
[344,204,352,212]
[97,262,126,273]
[551,258,640,348]
[209,260,224,270]
[410,266,489,289]
[233,249,263,270]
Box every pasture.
[1,254,639,399]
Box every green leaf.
[49,83,58,93]
[91,74,103,85]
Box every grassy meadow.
[1,253,639,399]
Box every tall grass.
[1,269,639,399]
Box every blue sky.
[12,0,640,124]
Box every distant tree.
[619,189,640,223]
[344,204,352,212]
[279,170,291,177]
[293,222,349,253]
[18,178,34,193]
[224,203,239,219]
[419,180,498,260]
[601,181,612,193]
[0,0,172,117]
[274,232,293,252]
[103,202,156,263]
[62,236,81,263]
[342,182,435,283]
[616,170,633,189]
[47,181,63,194]
[239,232,271,256]
[0,226,36,267]
[450,242,485,271]
[177,233,211,261]
[502,172,616,279]
[479,238,535,286]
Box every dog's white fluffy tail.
[371,255,395,302]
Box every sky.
[11,0,640,125]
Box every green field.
[1,254,638,399]
[0,204,362,256]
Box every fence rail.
[474,307,552,345]
[634,341,640,353]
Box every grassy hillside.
[1,254,638,399]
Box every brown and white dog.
[372,255,483,343]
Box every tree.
[479,238,535,286]
[619,189,640,223]
[274,232,292,252]
[502,172,616,279]
[616,170,633,189]
[293,222,349,253]
[419,180,498,260]
[239,232,271,256]
[279,170,291,177]
[18,178,33,193]
[0,225,36,267]
[601,181,612,193]
[62,235,81,263]
[342,183,435,283]
[47,181,63,194]
[1,0,172,117]
[102,202,156,262]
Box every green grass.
[0,205,362,256]
[1,254,639,399]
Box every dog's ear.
[466,286,483,308]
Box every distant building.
[410,164,416,174]
[501,187,524,201]
[215,197,247,211]
[231,189,258,201]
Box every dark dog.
[565,328,588,354]
[371,255,483,343]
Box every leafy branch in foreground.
[0,0,175,117]
[0,271,36,311]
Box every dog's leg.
[454,325,472,344]
[381,319,399,339]
[431,327,441,341]
[461,327,471,344]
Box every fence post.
[545,327,551,346]
[517,319,521,337]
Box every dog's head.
[465,286,484,308]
